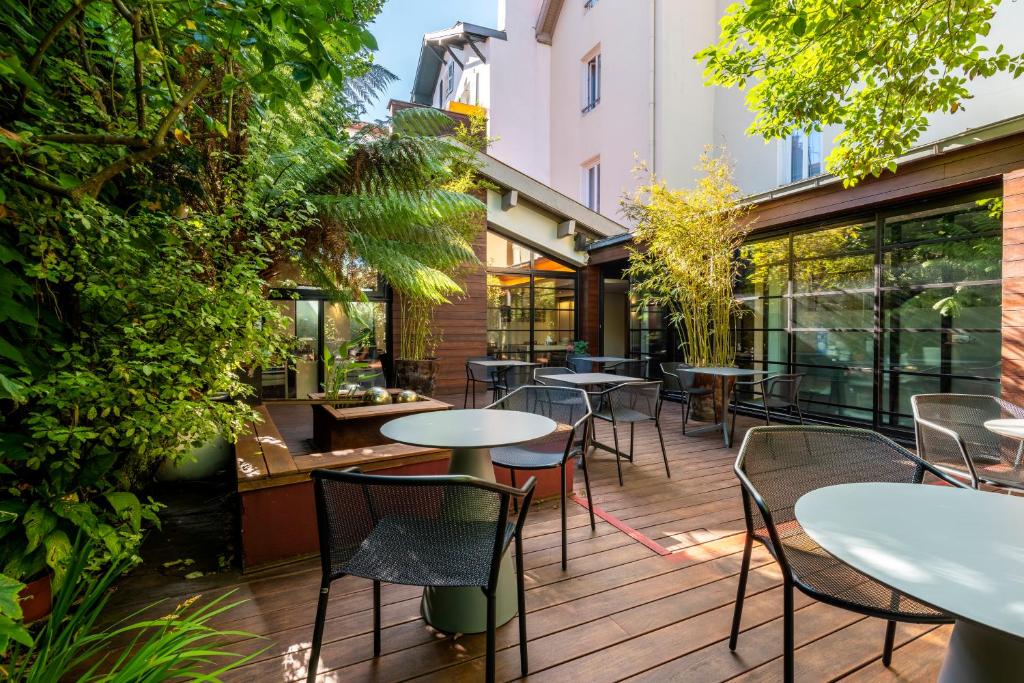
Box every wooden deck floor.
[111,393,951,682]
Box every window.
[485,232,577,365]
[446,61,455,96]
[582,161,600,212]
[584,0,598,8]
[582,54,601,112]
[733,191,1002,436]
[784,129,822,183]
[474,71,480,105]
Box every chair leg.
[795,402,804,425]
[560,463,568,570]
[783,578,795,683]
[464,379,470,409]
[510,469,519,513]
[763,399,771,426]
[611,421,623,486]
[656,419,670,478]
[485,589,496,683]
[729,534,752,651]
[307,581,331,683]
[628,423,635,463]
[580,449,596,530]
[682,397,690,435]
[882,620,897,666]
[730,389,738,446]
[373,580,381,657]
[515,533,529,678]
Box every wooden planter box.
[310,390,452,450]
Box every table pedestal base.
[419,446,518,634]
[938,620,1024,682]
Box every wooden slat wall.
[579,265,601,352]
[1003,168,1024,404]
[392,214,488,394]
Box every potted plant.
[623,147,753,419]
[323,340,378,404]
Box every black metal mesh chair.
[731,426,962,682]
[488,386,593,569]
[675,364,715,434]
[606,359,646,378]
[730,373,805,443]
[494,365,533,399]
[308,468,536,683]
[534,366,575,386]
[591,381,669,486]
[659,362,684,401]
[464,356,497,408]
[912,393,1024,491]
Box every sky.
[364,0,499,121]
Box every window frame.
[582,53,601,113]
[581,160,601,212]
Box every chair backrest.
[466,356,496,382]
[500,365,534,392]
[764,373,803,404]
[534,366,575,387]
[567,356,593,374]
[911,393,1023,472]
[674,363,698,390]
[607,360,647,378]
[659,362,684,392]
[735,426,959,572]
[488,386,592,458]
[312,468,533,587]
[601,381,661,419]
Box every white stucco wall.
[488,0,552,184]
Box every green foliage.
[0,573,32,659]
[697,0,1024,185]
[322,341,377,400]
[4,538,262,681]
[624,149,752,366]
[0,0,384,590]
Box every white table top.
[544,372,639,385]
[380,409,555,449]
[796,483,1024,637]
[468,360,538,367]
[984,419,1024,440]
[681,366,768,377]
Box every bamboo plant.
[623,147,753,367]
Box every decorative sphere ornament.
[396,390,418,403]
[363,386,392,405]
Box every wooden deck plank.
[107,394,945,683]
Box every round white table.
[380,409,555,634]
[985,418,1024,440]
[796,483,1024,682]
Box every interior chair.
[590,381,670,486]
[730,373,805,443]
[606,359,647,378]
[464,356,497,408]
[488,386,594,569]
[912,393,1024,491]
[675,364,716,434]
[307,467,536,683]
[732,426,962,682]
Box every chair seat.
[683,387,713,397]
[491,444,567,469]
[763,398,797,409]
[593,407,651,423]
[342,515,513,588]
[756,520,947,622]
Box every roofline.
[535,0,564,44]
[473,150,629,239]
[410,22,506,104]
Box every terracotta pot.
[394,358,438,397]
[19,573,52,623]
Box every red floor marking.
[571,494,671,557]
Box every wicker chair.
[488,386,594,569]
[464,356,497,408]
[730,373,805,443]
[308,468,536,683]
[732,426,962,682]
[591,381,670,486]
[606,359,647,378]
[675,364,716,435]
[912,393,1024,491]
